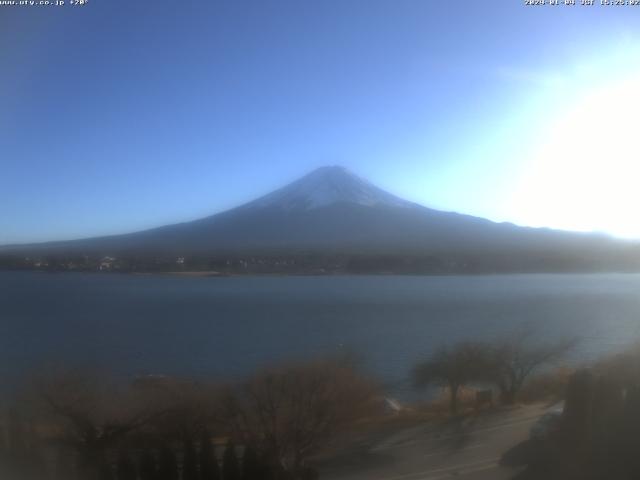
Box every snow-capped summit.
[244,165,414,211]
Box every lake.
[1,271,640,397]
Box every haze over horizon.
[3,1,640,244]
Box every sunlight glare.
[510,73,640,238]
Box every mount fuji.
[2,166,637,273]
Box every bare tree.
[487,330,576,404]
[223,357,378,474]
[129,374,222,441]
[33,370,170,480]
[413,342,488,414]
[414,332,576,411]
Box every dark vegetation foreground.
[503,347,640,479]
[0,358,378,480]
[3,334,640,480]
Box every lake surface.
[2,272,640,397]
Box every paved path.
[320,404,553,480]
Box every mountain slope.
[1,166,637,273]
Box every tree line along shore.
[4,248,640,275]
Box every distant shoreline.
[135,270,232,278]
[3,268,640,278]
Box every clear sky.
[2,0,640,244]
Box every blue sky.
[2,0,640,244]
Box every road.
[319,404,553,480]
